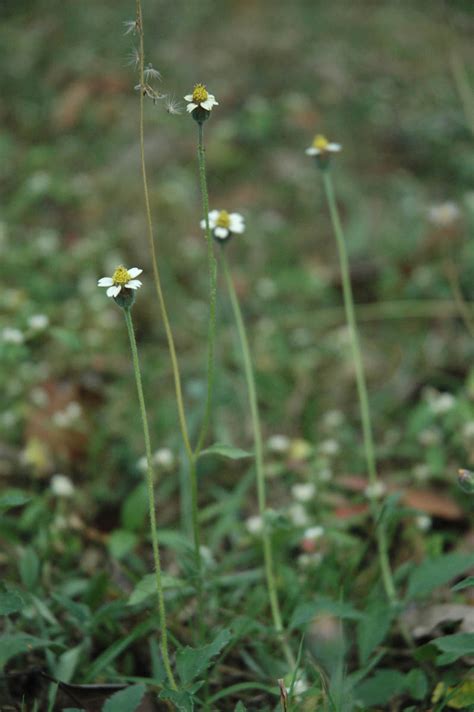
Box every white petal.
[186,103,197,112]
[328,143,342,152]
[98,277,114,286]
[207,95,218,105]
[107,285,119,297]
[184,94,193,101]
[230,221,245,234]
[126,280,142,289]
[200,219,206,229]
[128,267,143,278]
[229,212,243,222]
[305,147,319,155]
[201,99,215,111]
[214,227,229,239]
[208,210,219,228]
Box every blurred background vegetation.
[1,0,474,585]
[0,0,474,494]
[2,1,474,708]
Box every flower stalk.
[319,167,396,604]
[134,0,192,460]
[220,250,295,668]
[123,306,177,690]
[194,121,218,456]
[134,1,204,616]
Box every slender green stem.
[321,169,396,604]
[444,258,474,339]
[450,49,474,137]
[123,307,177,690]
[189,453,205,643]
[135,0,192,460]
[221,251,295,668]
[135,2,202,619]
[194,121,218,456]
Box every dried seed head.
[123,20,138,35]
[144,64,162,82]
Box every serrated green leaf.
[405,669,428,700]
[55,644,82,684]
[452,576,474,591]
[0,591,24,616]
[19,547,40,591]
[127,573,186,606]
[357,604,394,664]
[436,651,459,665]
[160,688,194,711]
[406,553,474,599]
[432,632,474,656]
[0,490,31,511]
[0,633,57,668]
[355,669,407,706]
[84,619,155,682]
[101,684,146,712]
[121,484,148,532]
[107,530,137,559]
[290,598,362,629]
[176,628,232,685]
[199,443,252,460]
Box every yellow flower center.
[192,84,209,104]
[312,134,329,151]
[216,210,230,228]
[112,266,131,285]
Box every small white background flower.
[201,210,245,240]
[306,134,341,156]
[291,482,316,502]
[98,266,143,298]
[2,328,24,344]
[51,474,75,498]
[28,314,49,331]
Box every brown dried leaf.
[402,488,463,521]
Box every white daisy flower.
[305,134,342,156]
[424,388,456,415]
[364,481,387,500]
[184,83,218,113]
[303,525,325,541]
[2,328,24,344]
[153,447,175,468]
[51,474,75,498]
[288,503,309,527]
[267,434,290,453]
[415,514,432,532]
[463,421,474,441]
[297,552,323,569]
[245,514,264,535]
[319,438,340,457]
[97,265,143,298]
[28,314,49,331]
[291,482,316,503]
[201,209,245,241]
[427,201,461,228]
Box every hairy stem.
[135,0,192,459]
[194,122,218,456]
[322,169,396,604]
[221,251,295,668]
[124,307,177,690]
